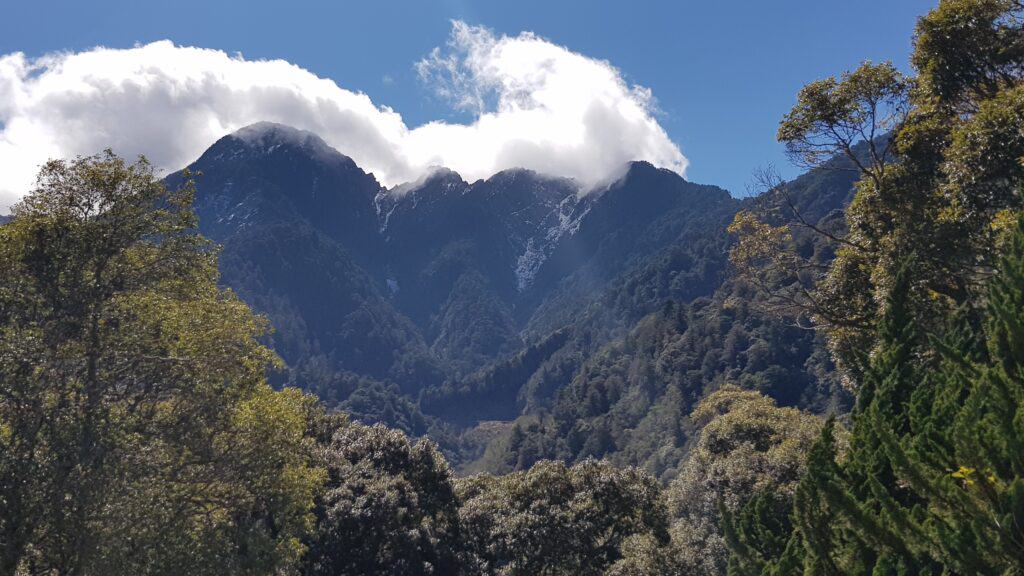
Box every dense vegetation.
[1,0,1022,573]
[723,0,1024,573]
[173,123,764,475]
[0,155,323,574]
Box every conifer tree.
[721,490,795,576]
[763,219,1024,574]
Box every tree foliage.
[457,459,668,576]
[732,0,1024,385]
[667,386,826,575]
[5,2,1023,574]
[303,421,464,576]
[0,152,323,575]
[758,216,1024,574]
[729,2,1024,573]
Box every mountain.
[375,167,557,372]
[169,122,857,473]
[172,122,383,266]
[165,124,444,398]
[523,162,735,337]
[436,158,859,479]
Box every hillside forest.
[1,1,1023,574]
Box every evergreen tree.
[770,219,1024,574]
[884,215,1024,572]
[721,490,795,576]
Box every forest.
[1,0,1023,574]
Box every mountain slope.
[166,123,444,395]
[461,158,859,478]
[165,122,859,472]
[523,162,735,333]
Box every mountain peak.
[388,166,467,198]
[226,121,340,159]
[177,122,382,253]
[483,168,578,191]
[232,120,313,141]
[623,160,681,181]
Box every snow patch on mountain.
[513,192,592,290]
[515,239,546,291]
[374,191,398,233]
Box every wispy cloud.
[412,22,686,187]
[0,22,687,211]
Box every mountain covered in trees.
[2,0,1023,573]
[162,119,855,478]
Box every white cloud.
[0,22,687,212]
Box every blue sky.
[0,0,936,197]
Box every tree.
[665,386,825,575]
[775,217,1024,573]
[912,0,1024,109]
[0,152,323,575]
[457,459,668,576]
[730,1,1024,568]
[720,490,799,576]
[731,0,1024,387]
[782,262,938,574]
[881,216,1024,571]
[732,2,1024,571]
[730,62,912,385]
[303,422,464,576]
[604,533,686,576]
[779,61,909,181]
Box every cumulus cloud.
[0,22,687,212]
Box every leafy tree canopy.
[0,152,324,575]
